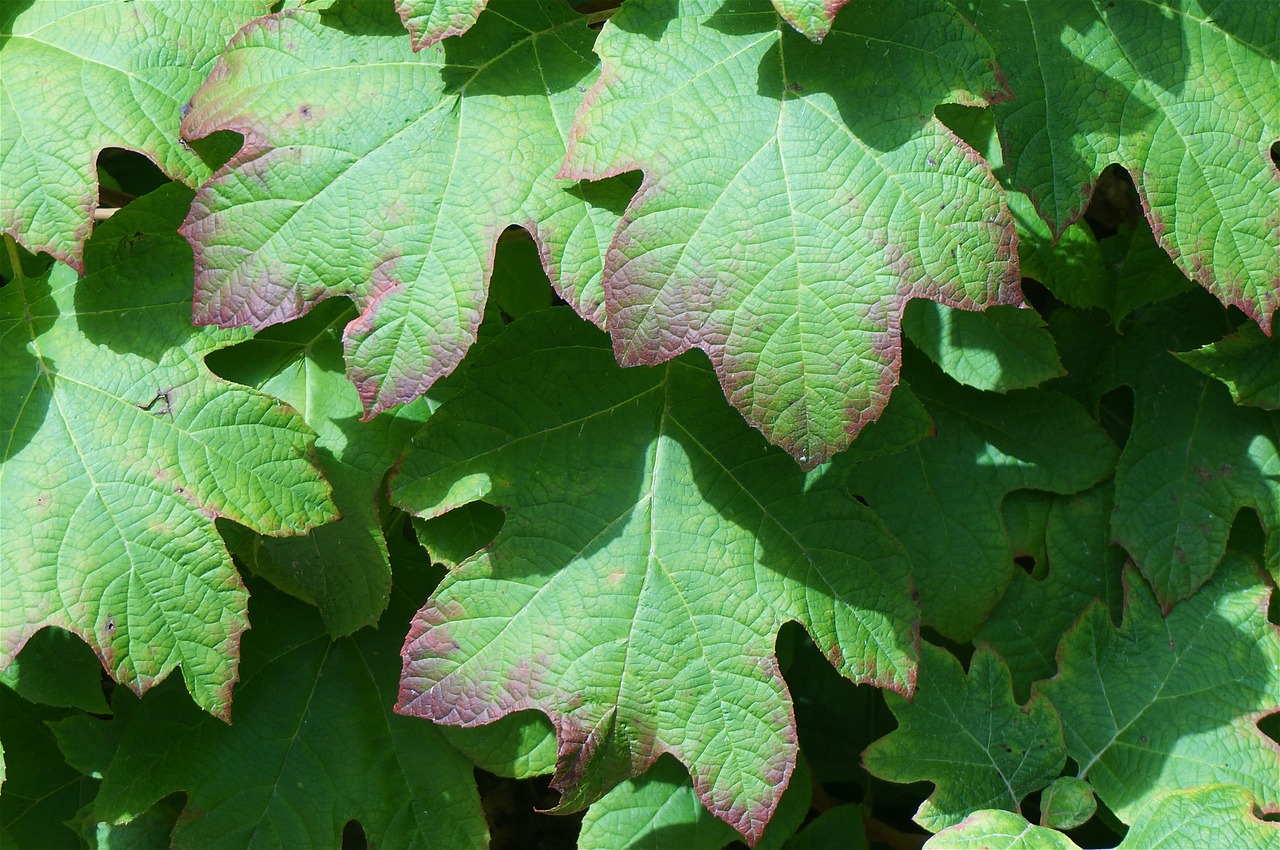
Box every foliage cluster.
[1,0,1278,847]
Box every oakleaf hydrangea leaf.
[863,643,1066,832]
[578,754,811,850]
[784,804,868,850]
[0,627,109,714]
[1176,322,1280,411]
[0,0,270,270]
[958,0,1280,331]
[0,185,336,719]
[0,687,90,849]
[1038,777,1096,831]
[395,0,488,49]
[393,309,918,845]
[182,0,631,419]
[208,298,434,636]
[561,0,1020,467]
[1037,559,1280,823]
[923,810,1080,850]
[92,581,489,850]
[769,0,850,43]
[1116,784,1280,849]
[901,303,1064,394]
[844,355,1118,641]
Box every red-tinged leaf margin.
[771,0,853,43]
[395,0,488,50]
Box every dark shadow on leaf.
[1,269,55,458]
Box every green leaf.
[183,0,631,418]
[1039,777,1096,831]
[395,0,488,48]
[578,753,812,850]
[92,582,489,850]
[561,0,1019,466]
[1115,784,1280,849]
[902,302,1064,393]
[769,0,850,42]
[393,309,918,845]
[207,297,434,636]
[0,627,110,713]
[782,803,868,850]
[1037,559,1280,824]
[863,643,1066,833]
[1176,322,1280,411]
[845,356,1119,641]
[958,0,1280,331]
[440,710,558,780]
[976,483,1125,699]
[0,0,270,270]
[1,185,336,718]
[412,502,505,570]
[0,688,89,850]
[923,810,1081,850]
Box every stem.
[3,233,25,284]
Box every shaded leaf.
[769,0,851,43]
[1115,784,1280,849]
[441,710,558,780]
[561,0,1019,466]
[395,0,488,48]
[863,643,1066,832]
[0,185,335,718]
[902,302,1064,393]
[1176,322,1280,411]
[1039,777,1096,831]
[183,0,631,418]
[1037,559,1280,823]
[92,582,488,849]
[923,810,1080,849]
[0,627,110,713]
[782,803,868,850]
[0,688,89,850]
[0,0,270,269]
[393,309,918,845]
[959,0,1280,331]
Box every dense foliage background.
[1,0,1277,847]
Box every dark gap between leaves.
[1013,554,1037,577]
[1083,165,1141,239]
[341,819,367,850]
[477,767,584,850]
[1096,386,1135,452]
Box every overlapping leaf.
[841,355,1118,641]
[863,644,1066,832]
[769,0,851,42]
[1037,559,1280,823]
[182,0,631,419]
[0,0,270,270]
[0,186,335,718]
[901,302,1064,394]
[1115,784,1280,849]
[922,810,1080,850]
[90,580,488,850]
[208,299,435,636]
[561,0,1019,467]
[395,0,489,48]
[1176,323,1280,410]
[393,309,918,845]
[958,0,1280,331]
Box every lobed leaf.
[1115,784,1280,849]
[393,309,918,845]
[922,810,1080,850]
[1175,322,1280,411]
[561,0,1020,467]
[182,0,631,419]
[901,302,1064,394]
[0,185,335,718]
[0,0,270,270]
[395,0,489,49]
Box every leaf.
[0,688,89,849]
[440,710,558,780]
[782,803,868,850]
[958,0,1280,332]
[1115,784,1280,849]
[1038,777,1096,831]
[863,643,1066,833]
[92,581,489,850]
[976,483,1125,699]
[922,810,1081,850]
[560,0,1019,467]
[0,185,335,718]
[0,627,110,713]
[1037,559,1280,824]
[769,0,851,43]
[1176,322,1280,410]
[901,302,1064,393]
[182,0,631,419]
[0,0,270,270]
[395,0,488,49]
[393,309,918,845]
[844,355,1118,641]
[207,297,434,636]
[578,753,812,850]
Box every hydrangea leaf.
[1037,559,1280,823]
[863,643,1066,832]
[1175,322,1280,411]
[578,754,812,850]
[769,0,851,43]
[0,687,91,849]
[561,0,1020,467]
[0,627,110,713]
[182,0,632,419]
[92,581,489,850]
[976,483,1125,699]
[1038,777,1096,831]
[901,302,1064,394]
[923,810,1081,850]
[207,298,434,636]
[1115,784,1280,849]
[958,0,1280,331]
[395,0,488,49]
[0,0,270,271]
[440,711,558,780]
[844,355,1118,641]
[393,309,918,845]
[782,803,868,850]
[0,185,335,719]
